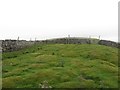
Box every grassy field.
[2,44,118,88]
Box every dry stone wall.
[36,38,99,44]
[1,37,119,52]
[2,40,35,52]
[98,40,119,48]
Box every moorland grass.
[2,44,118,88]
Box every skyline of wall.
[1,37,119,53]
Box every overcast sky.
[0,0,119,42]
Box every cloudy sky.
[0,0,119,42]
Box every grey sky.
[0,0,119,42]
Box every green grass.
[2,44,118,88]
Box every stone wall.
[2,40,35,52]
[98,40,119,48]
[1,37,119,52]
[36,37,99,44]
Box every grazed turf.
[2,44,118,88]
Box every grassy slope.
[2,44,118,88]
